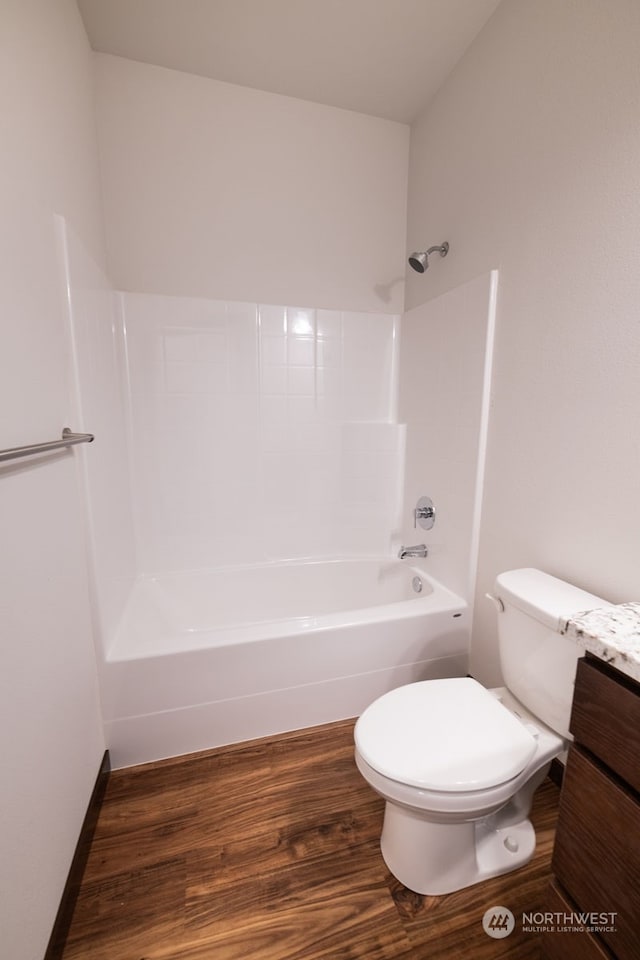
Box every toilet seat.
[355,677,538,793]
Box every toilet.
[354,567,611,895]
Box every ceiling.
[76,0,501,123]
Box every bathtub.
[102,557,469,768]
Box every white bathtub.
[102,558,469,768]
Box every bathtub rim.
[107,556,467,662]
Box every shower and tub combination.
[64,221,495,769]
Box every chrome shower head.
[408,241,449,273]
[408,251,429,273]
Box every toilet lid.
[355,678,538,792]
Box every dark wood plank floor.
[62,719,559,959]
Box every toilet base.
[380,801,536,895]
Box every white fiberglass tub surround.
[103,557,469,768]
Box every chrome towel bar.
[0,427,94,463]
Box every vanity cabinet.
[541,654,640,960]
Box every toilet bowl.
[354,568,611,895]
[355,678,562,894]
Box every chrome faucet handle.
[414,496,436,530]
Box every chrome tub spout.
[398,544,428,559]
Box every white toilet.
[354,568,610,895]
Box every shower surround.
[62,221,495,767]
[121,293,404,575]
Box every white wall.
[93,53,410,314]
[0,3,107,957]
[406,0,640,682]
[120,293,403,577]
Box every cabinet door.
[541,881,613,960]
[571,657,640,793]
[552,746,640,960]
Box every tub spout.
[398,544,428,559]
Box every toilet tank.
[494,568,611,739]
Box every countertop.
[563,602,640,684]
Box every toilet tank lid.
[495,568,612,631]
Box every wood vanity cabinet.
[541,654,640,960]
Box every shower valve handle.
[414,496,436,530]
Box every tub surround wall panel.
[93,53,410,314]
[404,0,640,684]
[0,2,107,958]
[121,292,403,572]
[398,272,496,602]
[121,294,262,572]
[58,218,137,655]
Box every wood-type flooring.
[62,719,559,959]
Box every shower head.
[408,242,449,273]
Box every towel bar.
[0,427,94,464]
